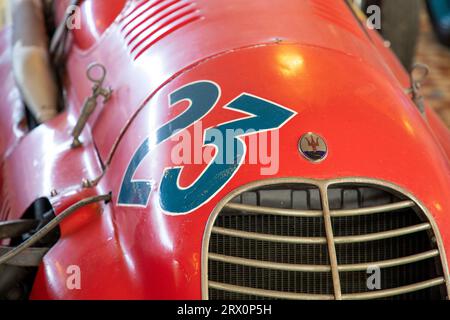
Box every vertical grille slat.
[205,180,449,300]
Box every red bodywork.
[0,0,449,299]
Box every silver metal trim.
[334,223,431,244]
[201,177,450,300]
[224,200,415,218]
[209,250,438,274]
[208,278,445,301]
[341,277,445,300]
[211,226,327,244]
[209,253,331,272]
[224,202,323,217]
[208,281,335,300]
[330,200,415,217]
[338,250,440,272]
[209,250,439,274]
[71,63,112,149]
[320,185,342,299]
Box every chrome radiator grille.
[203,179,449,300]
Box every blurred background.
[0,0,448,128]
[416,2,450,128]
[0,0,9,28]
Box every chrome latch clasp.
[406,63,429,114]
[71,63,112,148]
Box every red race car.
[0,0,449,300]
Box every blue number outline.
[159,92,297,215]
[117,80,221,207]
[117,81,297,214]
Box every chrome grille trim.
[225,203,323,217]
[330,200,415,217]
[333,223,431,244]
[320,186,342,299]
[209,253,331,272]
[209,281,335,300]
[224,200,415,218]
[338,250,440,272]
[202,178,450,300]
[341,278,446,300]
[209,278,445,301]
[211,223,432,245]
[208,250,439,274]
[211,226,327,244]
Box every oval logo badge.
[299,133,327,162]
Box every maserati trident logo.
[299,132,327,162]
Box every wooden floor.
[416,10,450,128]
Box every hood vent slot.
[120,0,202,60]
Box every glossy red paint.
[0,0,448,299]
